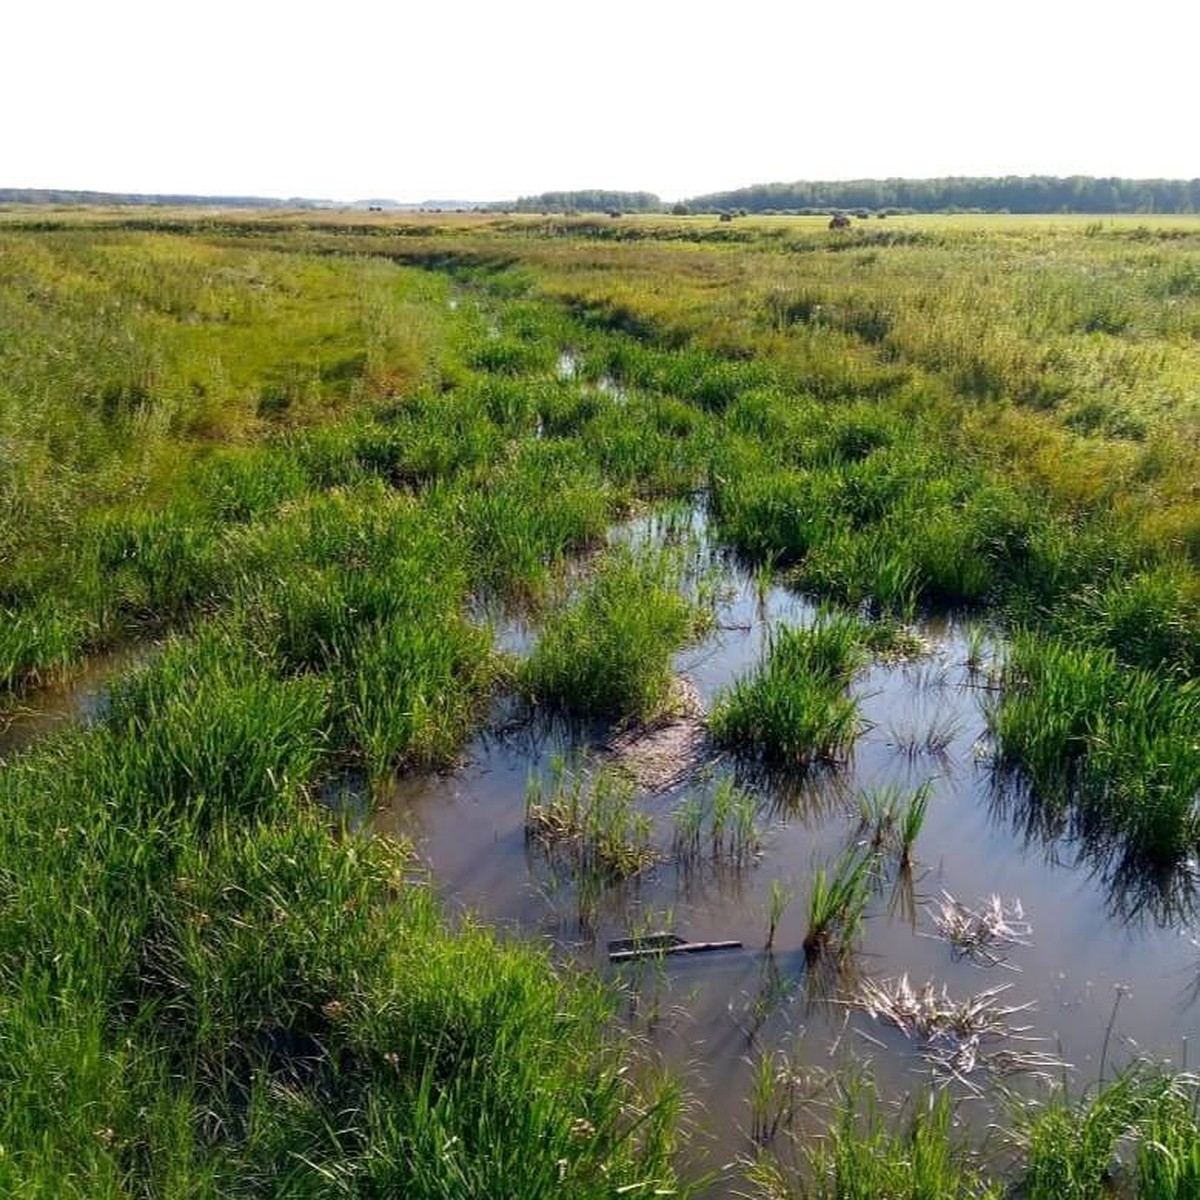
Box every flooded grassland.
[1,211,1198,1197]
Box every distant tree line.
[0,188,327,208]
[7,178,1200,216]
[685,176,1200,215]
[509,191,663,214]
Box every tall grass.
[710,614,867,766]
[1015,1066,1191,1200]
[4,206,1200,1196]
[746,1080,999,1200]
[520,547,700,722]
[991,633,1200,865]
[0,647,683,1197]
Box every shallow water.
[0,645,148,762]
[558,347,626,398]
[376,507,1200,1186]
[5,508,1193,1190]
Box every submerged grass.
[673,775,763,868]
[525,761,656,880]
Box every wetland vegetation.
[1,207,1198,1196]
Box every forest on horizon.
[6,174,1200,215]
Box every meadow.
[0,206,1197,1196]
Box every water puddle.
[557,348,627,399]
[0,644,151,762]
[376,505,1200,1182]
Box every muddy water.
[0,645,149,762]
[379,510,1200,1186]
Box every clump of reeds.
[672,776,763,869]
[857,784,903,852]
[1014,1065,1197,1200]
[520,547,700,723]
[765,879,795,952]
[807,1083,998,1200]
[746,1043,828,1148]
[803,849,874,960]
[897,783,932,869]
[990,632,1200,866]
[856,780,933,869]
[929,892,1032,968]
[525,762,655,880]
[745,1071,999,1200]
[710,613,867,766]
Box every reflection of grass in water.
[886,710,963,761]
[987,769,1200,929]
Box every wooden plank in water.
[608,935,742,963]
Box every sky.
[4,0,1198,203]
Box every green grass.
[673,775,763,868]
[1136,1086,1200,1199]
[990,634,1200,865]
[0,639,683,1197]
[802,849,874,960]
[710,614,867,766]
[858,780,933,867]
[1015,1066,1192,1200]
[747,1080,1000,1200]
[520,545,701,723]
[525,761,656,880]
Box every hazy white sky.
[4,0,1197,202]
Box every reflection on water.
[0,644,150,762]
[371,505,1200,1184]
[988,767,1200,928]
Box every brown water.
[0,645,149,762]
[376,506,1200,1187]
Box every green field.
[1,208,1198,1196]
